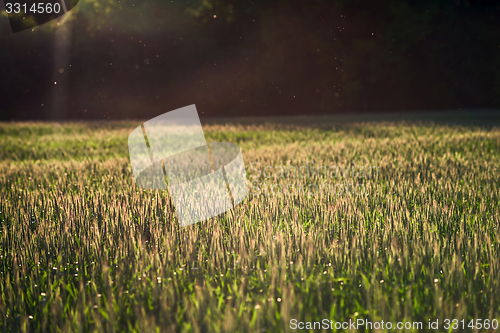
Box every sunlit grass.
[0,117,499,332]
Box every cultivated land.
[0,113,499,332]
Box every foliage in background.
[1,0,500,119]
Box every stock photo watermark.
[289,318,499,331]
[128,105,248,227]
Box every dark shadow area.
[1,0,500,120]
[200,110,500,129]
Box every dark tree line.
[1,0,499,119]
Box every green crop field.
[0,113,499,332]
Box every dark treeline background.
[1,0,499,120]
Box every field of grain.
[0,114,499,332]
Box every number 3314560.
[5,3,61,14]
